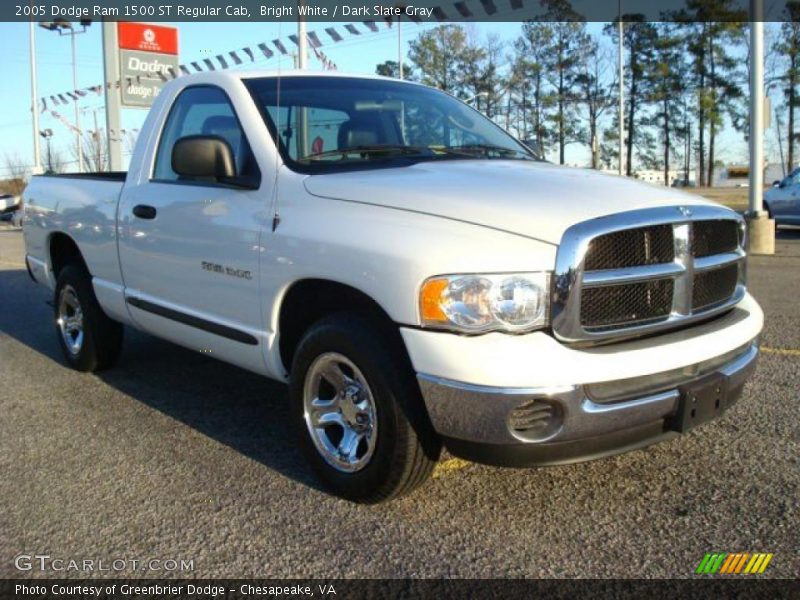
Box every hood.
[303,160,720,245]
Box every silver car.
[764,168,800,227]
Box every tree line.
[377,0,800,187]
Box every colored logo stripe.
[697,553,773,574]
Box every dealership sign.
[119,22,179,108]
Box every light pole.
[40,18,91,173]
[29,21,42,174]
[39,128,53,172]
[398,14,403,79]
[747,0,775,254]
[102,21,122,172]
[296,2,308,157]
[297,1,307,69]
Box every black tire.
[54,264,123,372]
[289,313,441,503]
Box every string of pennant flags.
[39,26,353,113]
[39,0,529,113]
[47,109,136,142]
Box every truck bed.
[23,173,127,290]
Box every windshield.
[244,76,536,172]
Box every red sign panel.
[118,22,178,55]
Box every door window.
[153,86,260,185]
[785,168,800,187]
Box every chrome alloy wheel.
[57,284,84,356]
[303,352,378,473]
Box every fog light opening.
[507,398,563,442]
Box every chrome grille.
[584,224,674,270]
[581,279,674,330]
[692,219,739,257]
[692,263,739,311]
[552,206,746,345]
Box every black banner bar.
[1,579,798,600]
[5,0,799,23]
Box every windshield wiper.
[441,144,533,160]
[304,145,435,161]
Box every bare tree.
[2,154,27,196]
[70,130,108,173]
[43,142,65,174]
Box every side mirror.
[172,135,236,181]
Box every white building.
[599,169,684,186]
[710,163,793,188]
[632,170,683,186]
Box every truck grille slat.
[552,207,746,345]
[581,279,674,329]
[693,263,739,311]
[692,220,739,257]
[584,224,675,270]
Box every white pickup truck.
[24,71,763,502]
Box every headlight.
[419,273,550,333]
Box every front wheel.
[289,314,441,503]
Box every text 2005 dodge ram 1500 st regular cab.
[24,72,763,502]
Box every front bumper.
[404,293,763,468]
[417,342,758,467]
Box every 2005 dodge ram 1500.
[24,71,763,502]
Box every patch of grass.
[683,186,760,211]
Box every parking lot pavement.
[0,227,798,579]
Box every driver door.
[118,85,270,375]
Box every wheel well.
[49,233,87,279]
[278,279,401,372]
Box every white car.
[0,193,21,224]
[764,167,800,227]
[22,71,763,502]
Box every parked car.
[0,193,21,224]
[764,167,800,227]
[671,179,697,188]
[23,71,763,502]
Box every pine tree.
[647,23,690,185]
[539,1,589,164]
[605,15,658,176]
[511,21,556,154]
[679,1,747,186]
[407,25,482,97]
[774,1,800,172]
[375,60,415,81]
[574,37,615,169]
[461,33,505,118]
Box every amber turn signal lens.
[420,278,449,323]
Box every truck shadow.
[0,268,324,494]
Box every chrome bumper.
[417,342,759,467]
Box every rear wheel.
[289,313,440,503]
[54,264,123,372]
